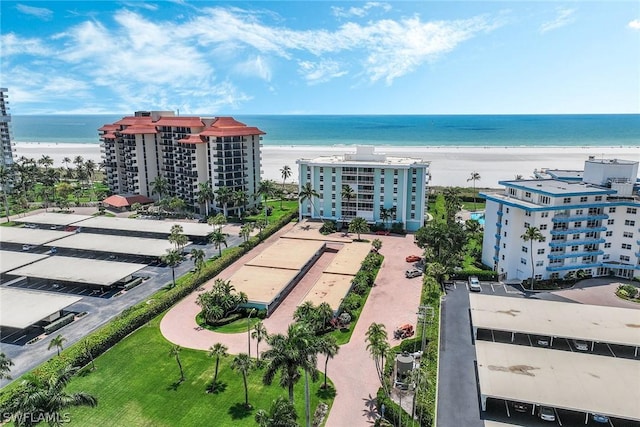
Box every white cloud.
[628,19,640,30]
[0,33,51,57]
[332,2,391,19]
[298,60,348,84]
[234,56,272,81]
[15,4,53,20]
[540,7,576,33]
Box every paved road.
[437,283,484,427]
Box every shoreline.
[12,142,640,188]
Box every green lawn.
[66,316,333,426]
[243,200,298,223]
[196,312,261,334]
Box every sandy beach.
[13,142,639,188]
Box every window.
[501,255,505,260]
[575,209,583,215]
[627,208,637,214]
[319,175,324,182]
[604,243,611,248]
[572,246,579,252]
[522,246,528,253]
[319,167,324,173]
[536,261,544,267]
[607,219,615,225]
[606,231,613,237]
[540,224,547,230]
[609,207,616,213]
[503,243,506,249]
[539,196,550,205]
[623,231,633,238]
[620,255,630,262]
[537,248,545,254]
[541,212,549,218]
[380,195,384,202]
[393,178,398,185]
[525,211,531,217]
[625,220,636,226]
[504,231,507,237]
[580,196,588,202]
[563,197,571,204]
[381,177,385,184]
[509,188,517,196]
[524,222,530,228]
[505,220,509,225]
[319,184,324,191]
[573,234,581,240]
[595,196,602,201]
[520,258,527,265]
[574,222,582,228]
[506,208,510,213]
[525,192,531,198]
[534,274,543,280]
[622,243,632,250]
[603,254,610,260]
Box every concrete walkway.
[160,230,424,427]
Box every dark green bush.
[450,270,498,281]
[319,220,337,234]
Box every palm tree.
[251,321,269,361]
[208,343,228,385]
[82,339,96,371]
[379,207,391,230]
[443,187,462,224]
[349,217,370,241]
[317,335,339,389]
[231,353,254,408]
[5,365,97,423]
[467,171,481,211]
[37,155,54,170]
[0,352,14,380]
[168,224,187,252]
[521,226,546,290]
[341,185,355,227]
[298,182,321,222]
[255,396,298,427]
[280,165,292,209]
[190,248,205,276]
[256,180,276,221]
[162,249,184,288]
[240,222,254,243]
[151,175,169,202]
[233,189,249,218]
[215,186,232,217]
[48,334,66,356]
[365,323,389,387]
[195,181,215,217]
[0,165,12,222]
[84,160,97,187]
[262,323,319,403]
[168,345,185,382]
[210,213,227,232]
[209,230,228,257]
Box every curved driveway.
[160,226,423,426]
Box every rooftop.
[227,265,299,304]
[0,227,70,246]
[498,179,615,196]
[0,288,82,329]
[0,250,49,274]
[15,212,91,226]
[298,146,428,167]
[245,239,325,270]
[74,216,213,237]
[50,232,177,257]
[300,272,353,312]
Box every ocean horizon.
[10,114,640,147]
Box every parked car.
[49,247,57,254]
[512,402,529,413]
[592,414,609,424]
[536,336,551,347]
[468,276,481,292]
[573,339,589,351]
[405,255,421,263]
[538,406,556,422]
[405,268,422,278]
[22,244,32,251]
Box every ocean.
[10,114,640,147]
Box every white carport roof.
[476,341,640,421]
[14,212,91,226]
[0,250,49,274]
[75,216,213,237]
[0,227,70,245]
[469,294,640,347]
[50,233,178,257]
[9,256,147,286]
[0,287,81,329]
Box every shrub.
[341,293,362,315]
[319,221,337,234]
[618,284,638,298]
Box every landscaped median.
[0,211,299,412]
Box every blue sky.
[1,1,639,115]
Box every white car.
[468,276,481,292]
[405,268,422,278]
[573,340,589,351]
[538,406,556,422]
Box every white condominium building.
[297,146,430,232]
[0,88,14,168]
[100,111,264,214]
[481,158,640,281]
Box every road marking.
[490,283,495,292]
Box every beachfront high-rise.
[0,88,15,168]
[99,111,265,214]
[297,146,430,232]
[481,157,640,282]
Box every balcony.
[550,226,607,236]
[552,213,608,223]
[549,238,605,247]
[546,262,601,272]
[548,250,604,260]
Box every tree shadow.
[206,381,228,394]
[228,402,253,419]
[317,386,336,399]
[166,379,184,391]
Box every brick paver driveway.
[160,229,423,427]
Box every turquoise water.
[10,114,640,147]
[470,212,485,226]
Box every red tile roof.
[114,116,153,126]
[103,194,154,208]
[200,116,266,137]
[178,134,206,144]
[101,133,117,139]
[121,126,158,135]
[98,124,119,131]
[155,116,204,128]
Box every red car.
[405,255,421,263]
[375,230,390,235]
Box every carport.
[227,265,300,315]
[469,294,640,356]
[48,232,179,258]
[475,341,640,423]
[0,287,81,330]
[72,216,212,240]
[0,227,71,247]
[0,250,49,275]
[13,212,91,227]
[8,256,147,288]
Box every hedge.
[0,210,298,409]
[450,270,498,281]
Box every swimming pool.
[470,212,485,226]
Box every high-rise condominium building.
[99,111,264,214]
[482,157,640,282]
[297,146,430,232]
[0,88,15,168]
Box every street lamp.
[247,308,256,357]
